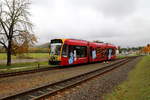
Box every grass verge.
[0,61,54,73]
[104,56,150,100]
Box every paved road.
[0,58,48,64]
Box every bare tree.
[0,0,35,66]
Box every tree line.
[0,47,49,53]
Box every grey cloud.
[30,0,150,47]
[69,0,138,17]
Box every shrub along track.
[0,56,138,100]
[0,58,126,78]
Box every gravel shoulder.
[0,60,123,97]
[46,57,142,100]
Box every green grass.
[0,53,50,73]
[0,61,48,69]
[25,53,49,59]
[0,53,16,60]
[117,55,127,58]
[117,53,139,59]
[0,61,54,73]
[0,53,49,60]
[104,56,150,100]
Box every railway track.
[0,57,126,78]
[0,56,138,100]
[0,66,59,78]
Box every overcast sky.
[30,0,150,47]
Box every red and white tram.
[49,39,117,66]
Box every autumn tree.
[12,31,37,55]
[141,44,150,54]
[0,0,36,65]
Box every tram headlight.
[49,55,61,61]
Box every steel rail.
[0,56,138,100]
[0,66,59,78]
[0,57,126,78]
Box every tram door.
[89,47,96,62]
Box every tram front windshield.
[50,43,62,55]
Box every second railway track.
[0,66,59,78]
[0,56,138,100]
[0,57,127,78]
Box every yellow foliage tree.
[12,31,37,56]
[141,44,150,54]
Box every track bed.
[0,56,141,99]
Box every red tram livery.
[49,39,117,66]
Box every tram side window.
[75,46,87,58]
[68,45,87,58]
[90,47,92,57]
[107,48,115,55]
[68,45,74,57]
[112,49,116,55]
[62,44,68,57]
[105,48,109,56]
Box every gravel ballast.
[46,57,142,100]
[0,59,124,97]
